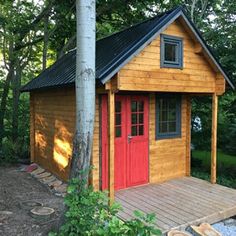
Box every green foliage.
[192,169,236,189]
[50,178,161,236]
[222,119,236,155]
[0,137,29,164]
[192,149,236,180]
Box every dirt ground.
[0,166,64,236]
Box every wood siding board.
[149,93,187,183]
[32,88,100,186]
[118,19,224,94]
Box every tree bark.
[12,58,22,143]
[69,0,96,184]
[0,63,15,148]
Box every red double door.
[102,95,149,190]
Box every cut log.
[31,167,45,176]
[36,171,51,179]
[168,230,192,236]
[190,223,222,236]
[30,206,55,221]
[20,200,42,210]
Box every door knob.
[128,134,133,143]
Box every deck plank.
[115,177,236,234]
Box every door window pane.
[115,101,122,138]
[115,114,121,125]
[138,102,144,112]
[132,114,137,124]
[115,101,121,112]
[139,114,144,124]
[130,99,145,136]
[131,126,137,136]
[139,125,144,135]
[115,127,121,137]
[131,101,137,112]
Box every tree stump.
[168,230,192,236]
[190,223,222,236]
[30,207,55,221]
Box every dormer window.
[161,34,183,69]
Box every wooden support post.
[186,96,191,176]
[211,93,218,184]
[108,89,115,203]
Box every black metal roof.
[21,6,234,92]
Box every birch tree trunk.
[69,0,96,184]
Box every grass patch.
[192,169,236,189]
[192,149,236,188]
[192,149,236,168]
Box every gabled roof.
[21,6,234,92]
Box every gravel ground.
[0,166,64,236]
[213,218,236,236]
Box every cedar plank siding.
[30,88,100,189]
[118,19,225,94]
[149,94,189,183]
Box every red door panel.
[127,96,149,187]
[114,96,127,190]
[101,95,149,191]
[101,95,108,190]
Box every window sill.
[156,133,182,140]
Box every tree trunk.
[0,63,15,148]
[12,58,22,143]
[69,0,96,184]
[42,14,49,70]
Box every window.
[131,100,144,136]
[156,94,181,139]
[161,34,183,69]
[115,101,122,137]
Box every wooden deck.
[115,177,236,234]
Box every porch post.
[108,89,115,203]
[211,93,218,184]
[186,96,191,176]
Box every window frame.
[155,94,182,140]
[160,34,183,69]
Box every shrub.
[0,138,29,164]
[50,177,162,236]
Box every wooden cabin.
[22,7,234,201]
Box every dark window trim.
[160,34,183,69]
[155,94,182,140]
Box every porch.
[115,177,236,234]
